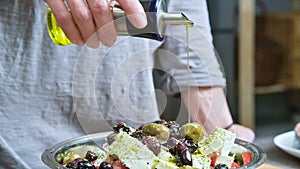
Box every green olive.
[179,123,206,142]
[55,154,63,164]
[142,123,170,143]
[62,151,81,164]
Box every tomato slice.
[231,162,241,168]
[210,155,217,167]
[242,152,252,165]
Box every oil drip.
[186,22,193,123]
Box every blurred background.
[206,1,300,167]
[207,0,300,137]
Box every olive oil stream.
[186,23,193,123]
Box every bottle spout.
[156,12,194,38]
[160,13,194,26]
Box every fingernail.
[86,36,100,48]
[73,39,84,46]
[96,23,117,47]
[128,13,147,29]
[77,41,84,46]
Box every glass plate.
[42,132,266,169]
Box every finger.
[66,0,99,48]
[44,0,84,45]
[87,0,117,47]
[117,0,147,29]
[108,0,120,8]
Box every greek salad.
[55,120,253,169]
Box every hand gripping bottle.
[46,0,193,46]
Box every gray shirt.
[0,0,225,168]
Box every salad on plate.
[54,120,254,169]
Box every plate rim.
[273,130,300,158]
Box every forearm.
[180,86,233,133]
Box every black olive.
[99,162,113,169]
[167,138,186,155]
[130,130,146,141]
[106,133,117,145]
[66,158,84,169]
[77,160,95,169]
[65,158,95,169]
[178,149,193,166]
[165,121,180,129]
[113,122,130,133]
[176,141,187,153]
[166,137,180,148]
[183,138,198,153]
[85,151,98,162]
[169,147,177,155]
[137,124,145,130]
[153,119,166,124]
[122,126,131,133]
[214,163,229,169]
[166,121,180,138]
[143,136,161,155]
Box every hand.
[44,0,147,48]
